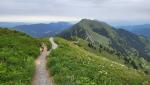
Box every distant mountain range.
[14,22,73,37]
[119,24,150,37]
[0,22,73,37]
[1,21,150,38]
[0,22,28,28]
[59,19,150,71]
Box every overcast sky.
[0,0,150,25]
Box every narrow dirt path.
[32,37,57,85]
[49,37,58,49]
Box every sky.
[0,0,150,25]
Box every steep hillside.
[48,38,150,85]
[60,19,112,47]
[119,24,150,37]
[0,28,49,85]
[14,22,72,37]
[59,19,150,72]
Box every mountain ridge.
[59,19,150,72]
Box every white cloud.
[0,0,150,24]
[0,15,81,22]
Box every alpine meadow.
[0,0,150,85]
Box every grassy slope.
[75,38,125,65]
[0,28,50,85]
[48,38,150,85]
[59,19,150,72]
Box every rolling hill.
[119,24,150,37]
[59,19,150,72]
[14,22,72,37]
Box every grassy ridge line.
[0,28,50,85]
[48,37,150,85]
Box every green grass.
[38,37,51,50]
[48,37,150,85]
[0,28,50,85]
